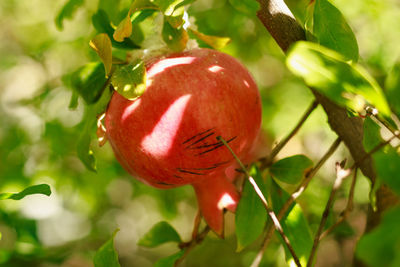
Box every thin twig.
[251,137,342,267]
[217,136,302,267]
[320,169,358,239]
[307,161,352,267]
[260,100,319,168]
[350,132,400,170]
[176,226,210,266]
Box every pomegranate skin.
[105,48,262,235]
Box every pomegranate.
[105,48,262,236]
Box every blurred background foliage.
[1,0,400,266]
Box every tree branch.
[256,0,398,241]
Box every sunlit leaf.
[111,59,146,100]
[162,20,188,52]
[269,180,312,266]
[67,62,108,104]
[129,0,158,14]
[287,41,391,116]
[92,10,140,49]
[235,166,267,251]
[94,229,121,267]
[188,28,230,50]
[137,221,181,248]
[228,0,260,16]
[385,62,400,119]
[313,0,359,61]
[55,0,84,30]
[0,184,51,200]
[113,15,132,42]
[89,33,113,76]
[154,250,185,267]
[374,147,400,196]
[363,117,382,152]
[356,207,400,267]
[270,155,313,184]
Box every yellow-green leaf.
[90,33,112,77]
[188,28,230,50]
[129,0,158,14]
[113,15,132,42]
[111,59,146,100]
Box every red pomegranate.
[105,48,262,236]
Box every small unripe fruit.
[105,48,262,235]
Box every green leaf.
[269,180,312,266]
[287,41,391,116]
[68,62,108,104]
[313,0,359,61]
[137,221,181,248]
[235,165,268,251]
[69,90,79,109]
[111,59,146,100]
[356,207,400,267]
[162,20,188,52]
[363,117,382,152]
[98,0,121,24]
[374,147,400,196]
[77,125,96,172]
[94,229,121,267]
[154,250,185,267]
[228,0,260,16]
[270,155,313,184]
[55,0,84,30]
[129,0,158,14]
[385,62,400,118]
[188,28,231,50]
[0,184,51,200]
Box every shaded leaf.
[55,0,84,30]
[0,184,51,200]
[287,41,391,116]
[77,122,96,172]
[90,34,113,77]
[270,155,313,184]
[363,117,382,152]
[269,179,312,267]
[313,0,359,61]
[113,15,133,42]
[235,166,268,251]
[94,229,121,267]
[162,20,188,52]
[188,28,230,50]
[69,90,79,109]
[111,59,146,100]
[228,0,260,16]
[356,207,400,267]
[154,250,185,267]
[137,221,181,248]
[67,62,108,104]
[385,62,400,119]
[374,147,400,196]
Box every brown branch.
[255,2,398,265]
[217,136,302,267]
[251,137,342,267]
